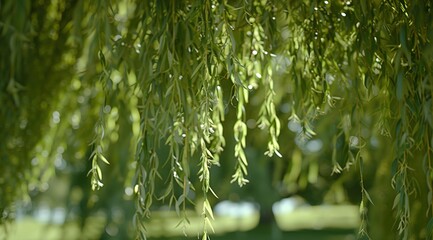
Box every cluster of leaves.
[1,0,433,239]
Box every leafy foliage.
[1,0,433,239]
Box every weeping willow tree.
[1,0,433,239]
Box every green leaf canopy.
[1,0,433,239]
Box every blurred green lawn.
[1,218,355,240]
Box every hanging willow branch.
[1,0,433,239]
